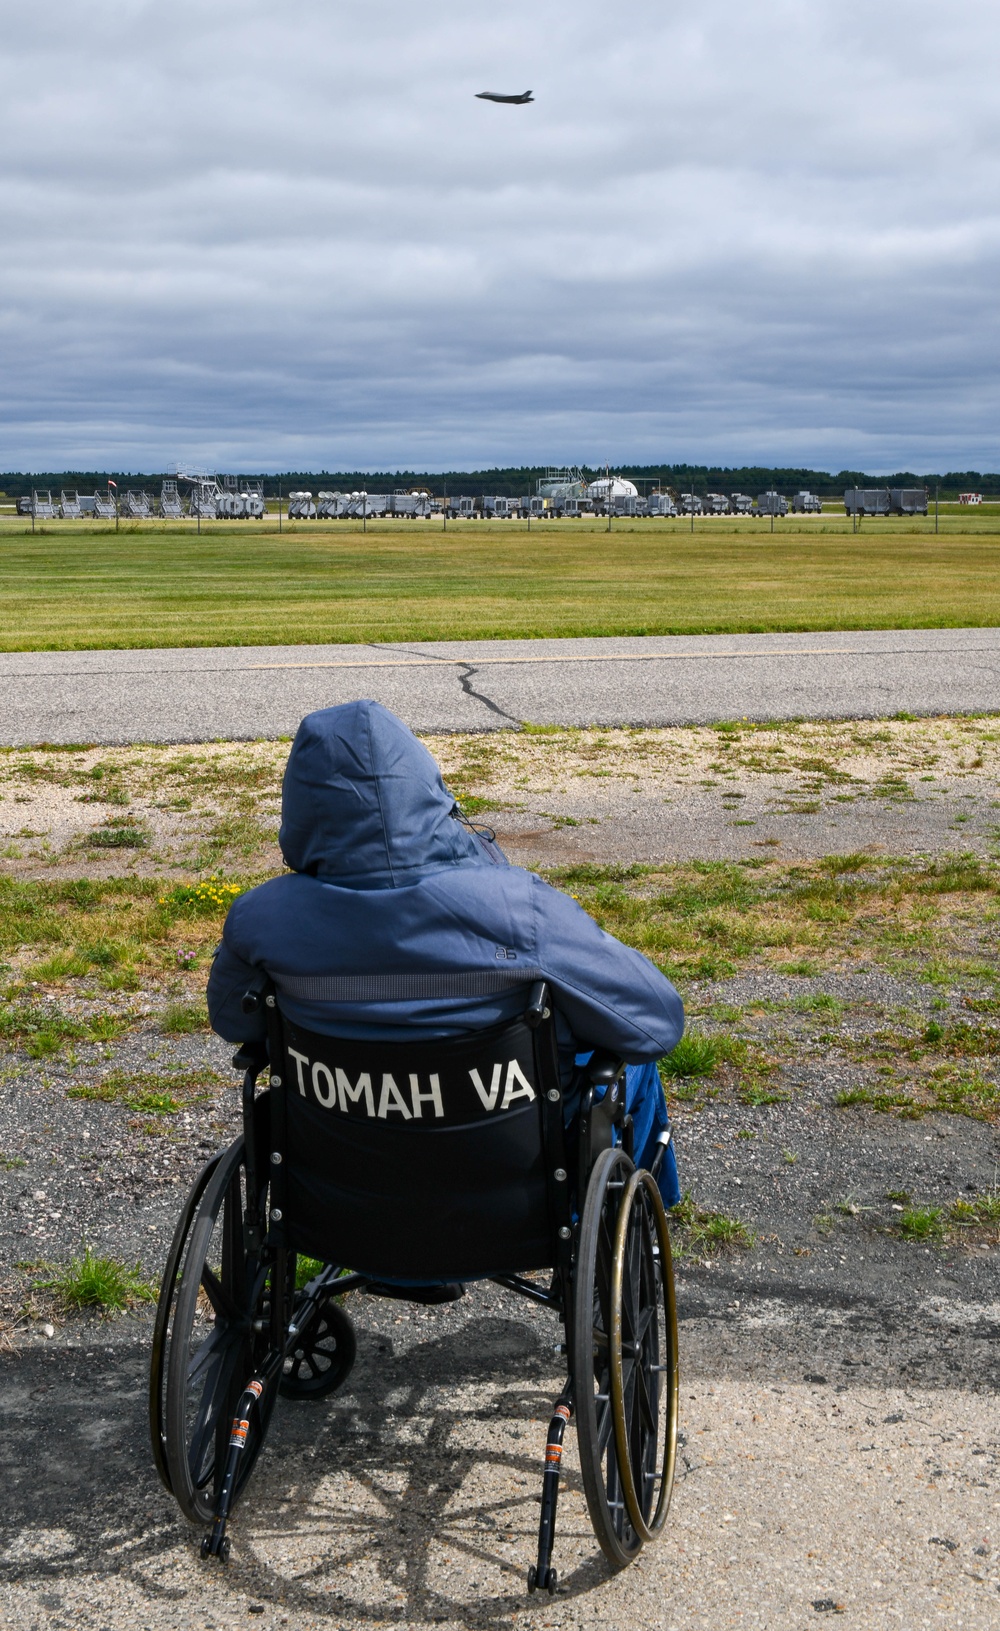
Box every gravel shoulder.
[2,713,999,876]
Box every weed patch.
[67,1066,224,1114]
[34,1246,156,1313]
[0,1002,126,1056]
[159,1001,210,1034]
[896,1206,945,1241]
[295,1254,326,1289]
[87,826,148,849]
[661,1034,719,1079]
[158,880,244,919]
[671,1192,753,1253]
[837,1067,1000,1122]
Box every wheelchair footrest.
[365,1280,466,1305]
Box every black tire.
[161,1137,285,1523]
[280,1294,357,1398]
[150,1151,222,1494]
[572,1146,643,1569]
[609,1169,679,1542]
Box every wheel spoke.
[186,1342,239,1486]
[633,1353,656,1435]
[186,1318,240,1387]
[200,1261,242,1325]
[632,1300,656,1349]
[596,1394,614,1456]
[279,1297,357,1400]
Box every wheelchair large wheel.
[609,1169,679,1542]
[572,1147,644,1569]
[157,1136,285,1523]
[150,1149,223,1495]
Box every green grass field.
[0,509,997,649]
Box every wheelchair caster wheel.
[200,1534,230,1562]
[200,1536,211,1560]
[527,1565,556,1595]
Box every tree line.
[2,465,998,501]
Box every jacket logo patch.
[494,947,518,960]
[286,1047,535,1119]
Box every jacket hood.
[279,701,492,888]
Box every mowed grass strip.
[1,853,995,1021]
[0,875,248,1006]
[1,517,999,648]
[0,854,995,986]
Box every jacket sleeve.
[206,920,267,1043]
[530,875,683,1061]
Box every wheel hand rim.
[609,1169,679,1542]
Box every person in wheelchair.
[156,699,686,1584]
[207,699,683,1206]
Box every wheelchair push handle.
[524,980,552,1029]
[234,972,273,1073]
[240,969,270,1014]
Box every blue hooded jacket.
[207,701,684,1073]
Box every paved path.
[3,1294,999,1631]
[2,629,998,742]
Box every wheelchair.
[149,973,679,1591]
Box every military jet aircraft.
[475,90,534,104]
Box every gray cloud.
[1,0,998,471]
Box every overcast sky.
[2,0,998,473]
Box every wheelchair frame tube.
[531,1395,573,1592]
[263,988,288,1243]
[530,986,574,1273]
[203,1361,278,1559]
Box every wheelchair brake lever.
[649,1126,672,1180]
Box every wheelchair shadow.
[0,1311,616,1627]
[241,1311,615,1623]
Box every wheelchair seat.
[149,975,679,1590]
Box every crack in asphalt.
[370,641,521,724]
[456,663,520,724]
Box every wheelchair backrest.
[265,999,565,1281]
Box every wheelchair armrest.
[231,1039,269,1076]
[583,1049,625,1090]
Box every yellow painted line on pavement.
[248,648,868,670]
